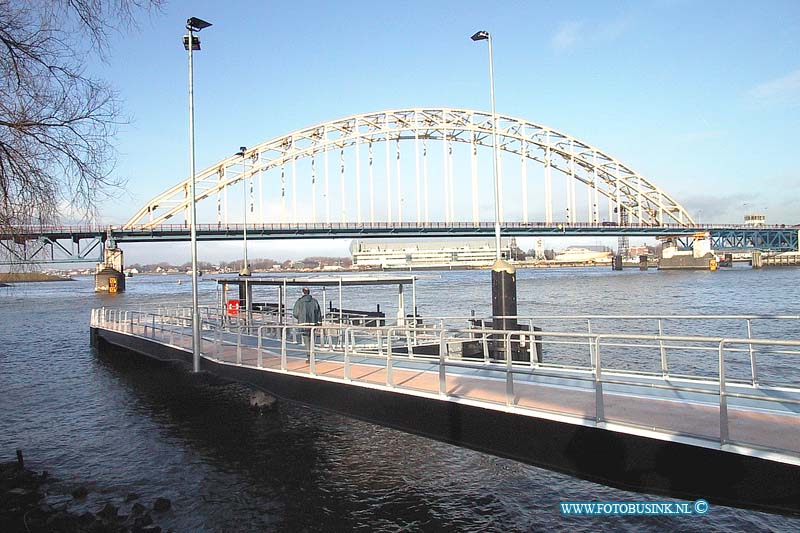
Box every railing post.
[438,330,447,396]
[344,327,352,382]
[505,333,514,406]
[236,327,242,364]
[281,327,287,371]
[482,328,489,363]
[747,319,758,386]
[216,325,221,359]
[310,326,317,375]
[151,314,155,339]
[658,319,668,377]
[587,319,594,366]
[719,340,730,445]
[257,326,263,368]
[386,329,394,387]
[377,329,383,357]
[594,336,604,424]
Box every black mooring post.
[491,259,525,361]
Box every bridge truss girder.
[0,235,104,265]
[125,108,695,229]
[708,228,799,252]
[110,223,699,242]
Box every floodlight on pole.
[187,17,212,31]
[236,146,251,277]
[471,30,502,260]
[185,16,211,373]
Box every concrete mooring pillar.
[639,255,649,270]
[612,255,623,271]
[751,250,763,269]
[95,246,125,293]
[491,259,526,361]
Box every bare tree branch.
[0,0,162,239]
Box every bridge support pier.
[751,250,763,269]
[95,244,125,293]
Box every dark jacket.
[293,294,322,324]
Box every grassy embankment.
[0,272,73,283]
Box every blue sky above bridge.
[91,0,800,263]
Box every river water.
[1,266,799,531]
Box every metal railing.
[91,307,800,460]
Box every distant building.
[743,214,766,226]
[628,245,650,258]
[350,239,512,269]
[533,238,545,260]
[553,246,613,263]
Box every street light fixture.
[236,146,251,277]
[473,30,520,358]
[471,30,502,261]
[185,16,211,373]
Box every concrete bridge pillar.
[95,244,126,293]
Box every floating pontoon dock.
[90,280,800,515]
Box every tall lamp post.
[236,146,252,325]
[235,146,251,276]
[471,30,502,261]
[185,16,212,373]
[472,30,522,361]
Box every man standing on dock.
[293,287,322,361]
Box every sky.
[89,0,800,264]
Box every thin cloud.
[551,21,583,50]
[551,15,632,51]
[750,69,800,104]
[597,15,633,41]
[677,130,724,143]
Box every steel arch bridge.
[125,108,695,230]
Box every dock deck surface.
[124,323,800,462]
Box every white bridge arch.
[124,108,694,229]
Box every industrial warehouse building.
[350,239,514,269]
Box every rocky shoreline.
[1,451,171,532]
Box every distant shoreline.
[0,272,74,283]
[127,261,643,276]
